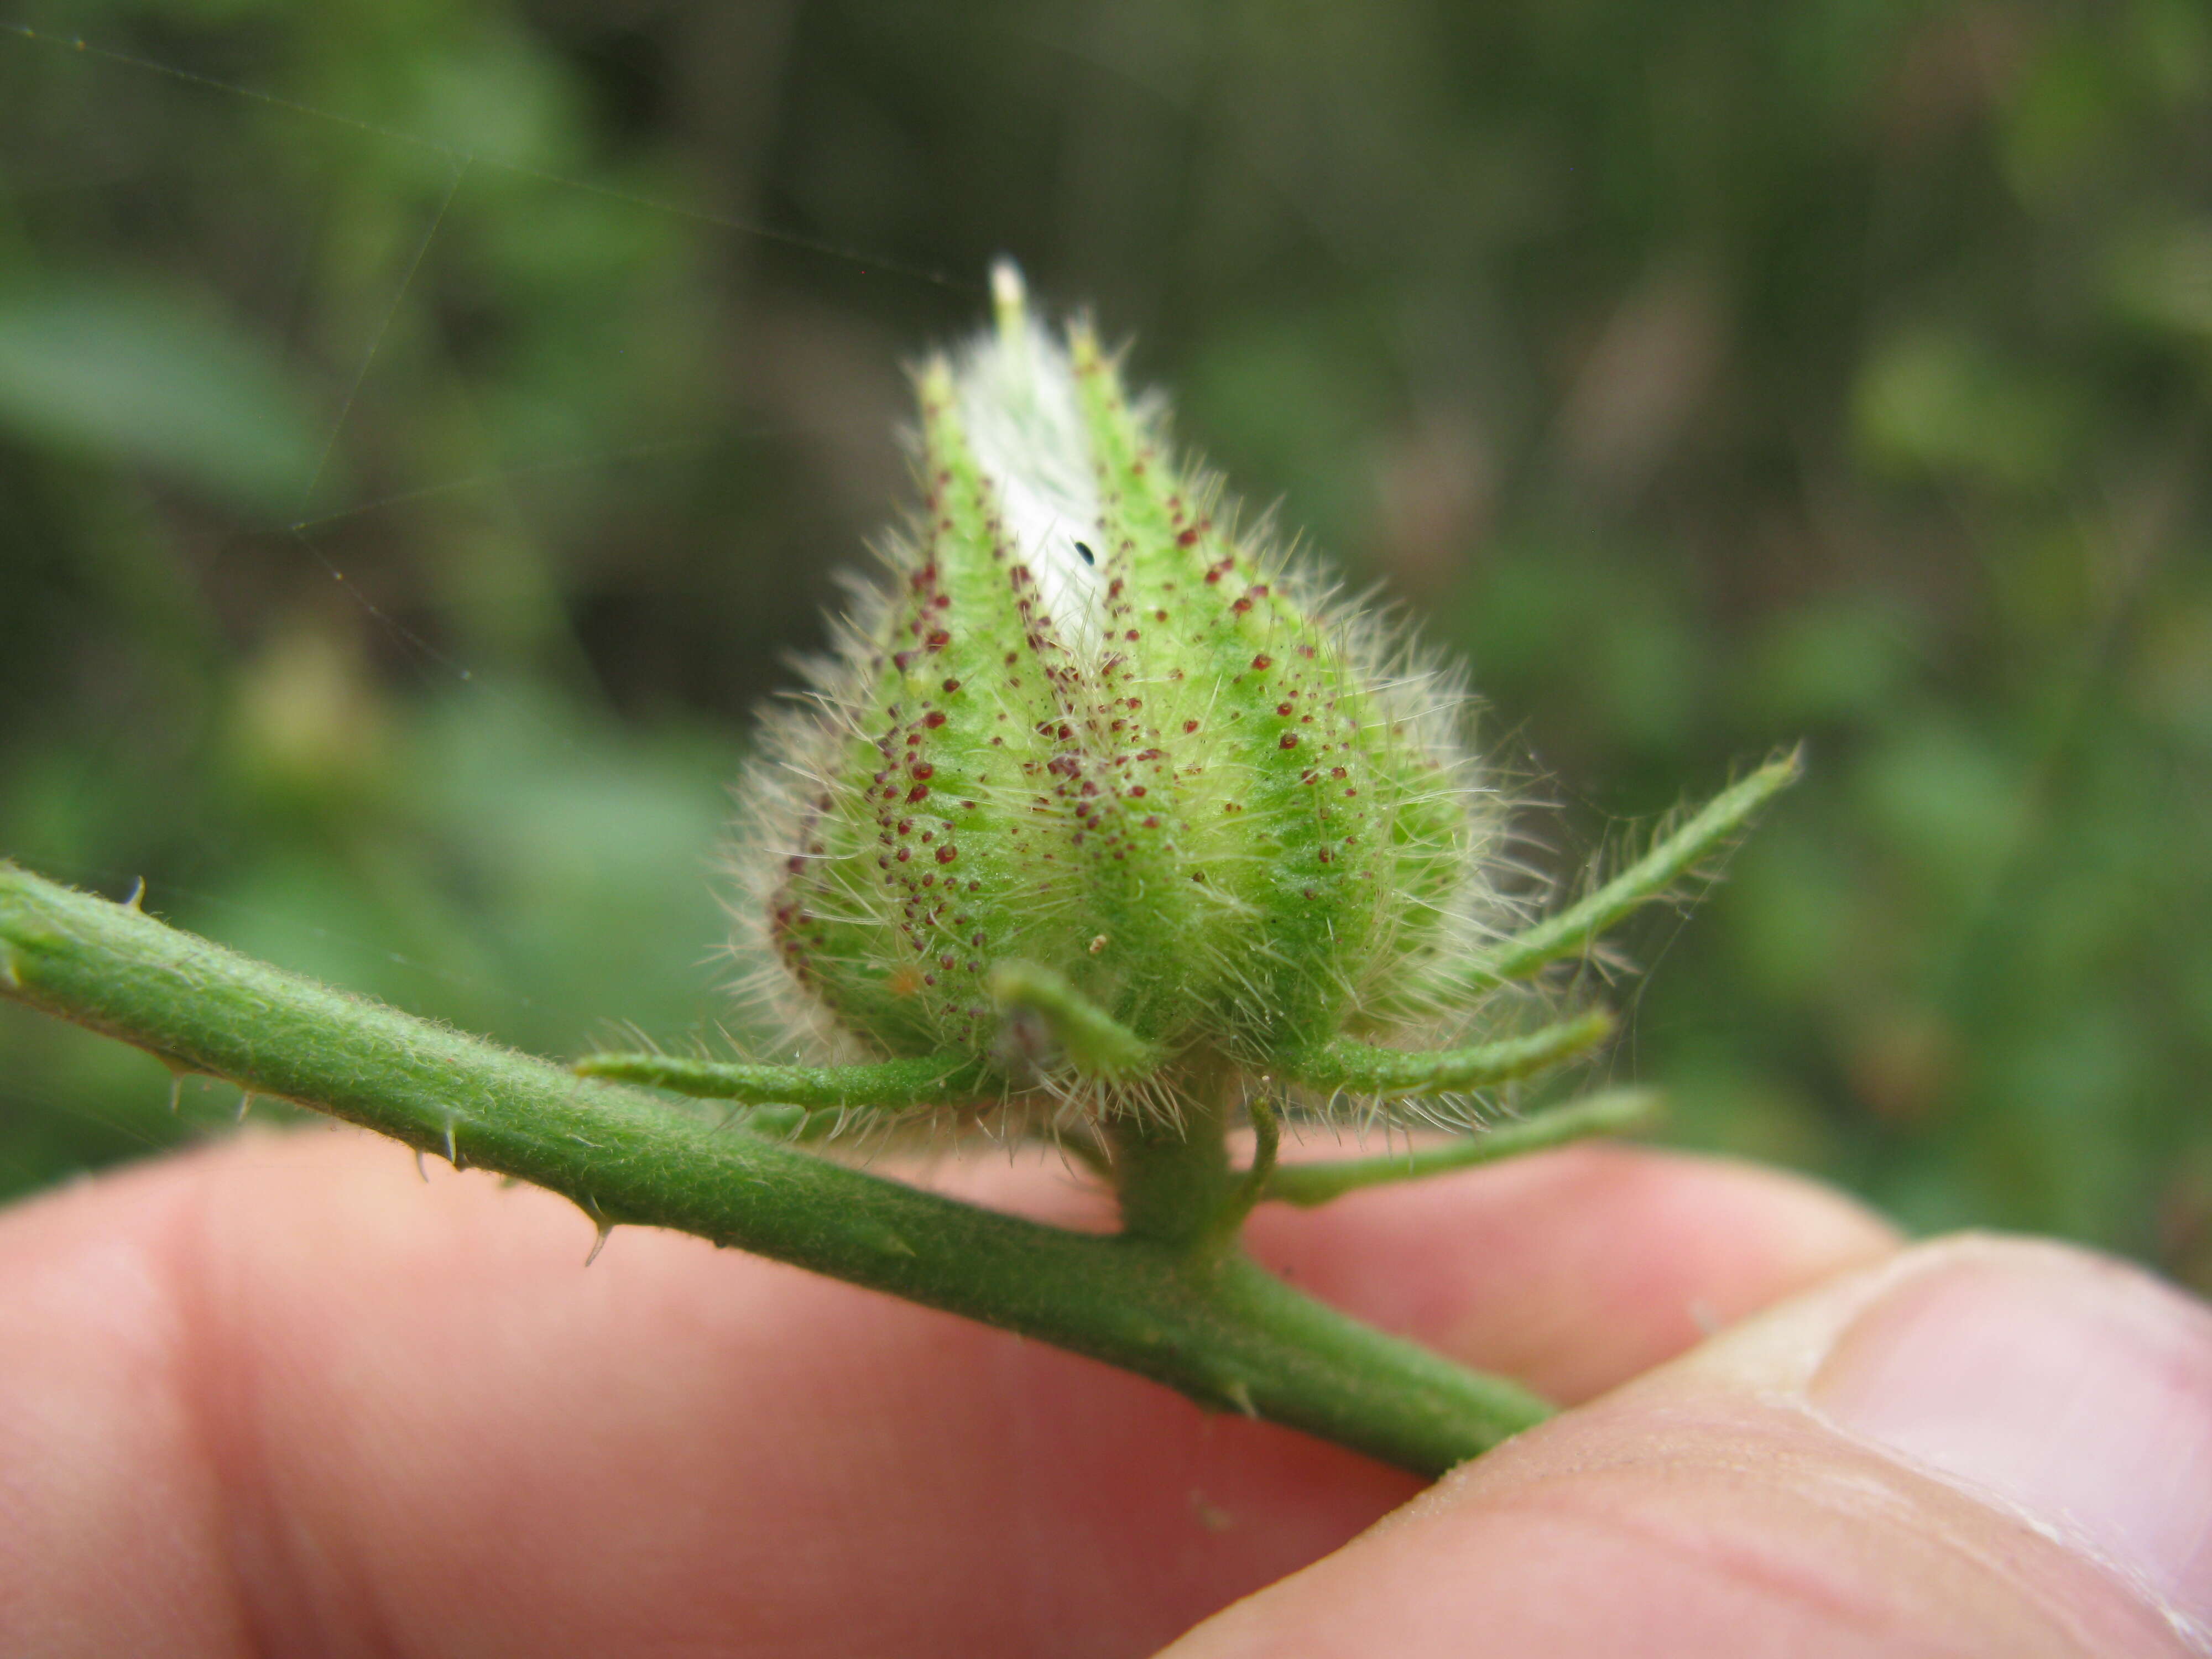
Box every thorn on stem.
[869,1222,917,1258]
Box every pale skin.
[8,1126,2209,1656]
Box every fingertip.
[1168,1235,2212,1659]
[1806,1237,2212,1641]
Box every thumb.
[1167,1236,2212,1658]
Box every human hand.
[2,1126,2205,1656]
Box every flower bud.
[735,264,1506,1111]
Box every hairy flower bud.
[734,264,1510,1119]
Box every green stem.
[1439,749,1803,998]
[0,862,1549,1475]
[1107,1074,1237,1248]
[1227,1094,1282,1229]
[1292,1009,1614,1097]
[989,959,1160,1080]
[575,1051,992,1110]
[1265,1088,1663,1207]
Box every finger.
[1168,1235,2212,1658]
[0,1126,1892,1658]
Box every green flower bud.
[735,264,1511,1119]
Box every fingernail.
[1813,1244,2212,1635]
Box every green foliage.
[0,281,330,509]
[2,0,2208,1295]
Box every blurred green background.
[2,0,2207,1292]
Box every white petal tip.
[990,257,1027,340]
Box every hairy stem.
[989,959,1161,1080]
[0,861,1550,1475]
[1229,1095,1282,1223]
[1106,1066,1238,1249]
[573,1051,992,1109]
[1292,1009,1614,1097]
[1265,1088,1662,1207]
[1438,749,1803,998]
